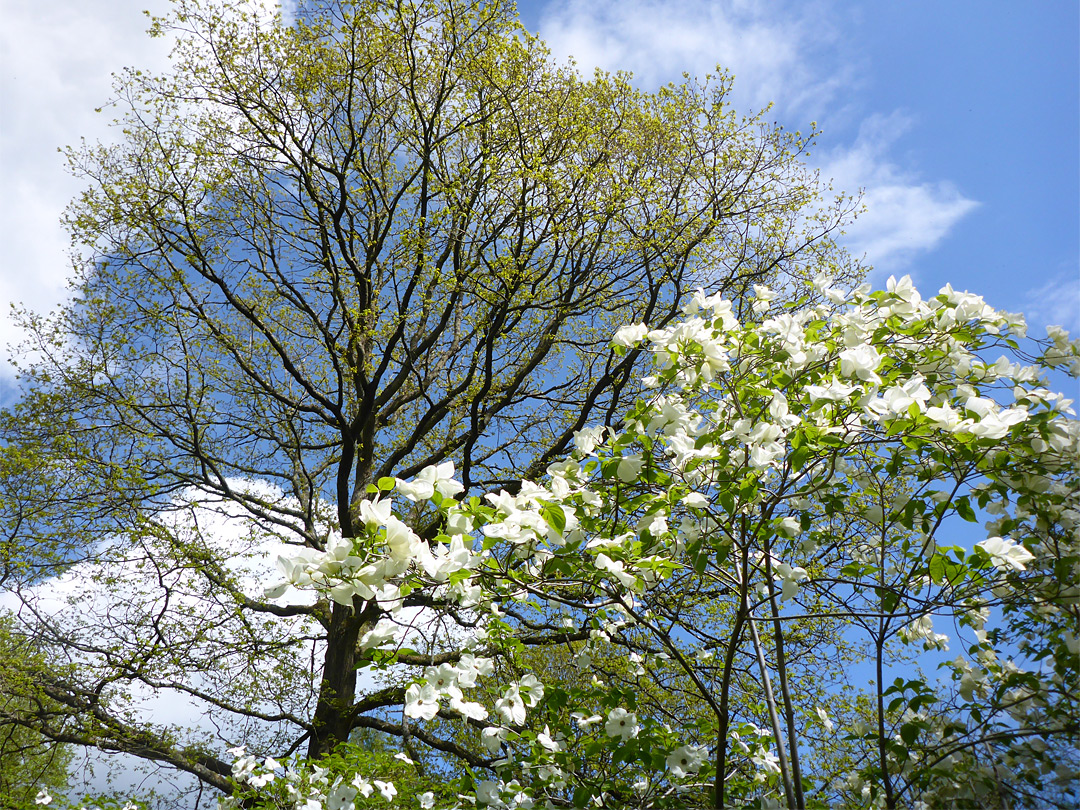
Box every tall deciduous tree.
[0,0,859,798]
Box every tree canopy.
[0,0,865,803]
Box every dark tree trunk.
[308,602,369,757]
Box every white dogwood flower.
[976,537,1035,571]
[839,343,882,385]
[496,685,526,725]
[666,744,708,777]
[396,460,464,501]
[774,562,809,602]
[605,708,639,740]
[612,323,649,347]
[404,683,440,720]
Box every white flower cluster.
[899,614,950,651]
[34,793,138,810]
[265,463,482,612]
[220,748,399,810]
[484,484,580,548]
[975,536,1035,572]
[404,655,495,722]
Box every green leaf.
[790,445,810,472]
[739,480,758,501]
[377,476,396,491]
[882,590,900,613]
[719,491,736,514]
[928,554,946,584]
[841,562,864,579]
[954,497,977,523]
[691,542,709,574]
[900,722,920,746]
[542,503,566,535]
[909,693,938,711]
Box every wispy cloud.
[0,0,285,379]
[819,113,979,275]
[1021,271,1080,336]
[0,481,313,803]
[1,476,453,804]
[535,0,977,276]
[0,0,979,383]
[538,0,851,119]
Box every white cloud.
[0,482,319,805]
[537,0,850,117]
[1021,271,1080,336]
[0,0,979,388]
[818,112,979,275]
[1,479,467,807]
[535,2,977,278]
[0,0,173,371]
[0,0,288,381]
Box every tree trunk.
[308,602,367,757]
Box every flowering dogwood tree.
[180,274,1078,810]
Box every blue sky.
[519,0,1078,331]
[0,0,1076,388]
